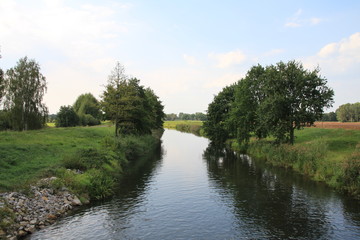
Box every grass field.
[164,120,203,129]
[0,126,114,191]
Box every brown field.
[311,121,360,130]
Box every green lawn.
[0,126,115,191]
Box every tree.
[145,88,165,129]
[4,57,48,131]
[73,93,101,126]
[228,65,268,148]
[321,112,337,121]
[55,105,79,127]
[101,62,128,136]
[0,67,4,106]
[203,84,237,144]
[0,50,4,105]
[260,61,334,144]
[102,62,163,136]
[336,102,360,122]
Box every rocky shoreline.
[0,177,84,240]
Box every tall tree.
[102,62,128,136]
[102,62,163,136]
[4,57,48,131]
[145,87,165,129]
[229,65,268,148]
[261,61,334,144]
[203,84,237,144]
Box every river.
[29,129,360,239]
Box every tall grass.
[247,128,360,198]
[164,121,204,136]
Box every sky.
[0,0,359,114]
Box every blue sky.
[1,0,359,114]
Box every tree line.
[203,60,334,147]
[0,56,165,136]
[166,112,207,121]
[335,102,360,122]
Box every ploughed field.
[312,122,360,130]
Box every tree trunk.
[289,126,295,145]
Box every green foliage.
[102,62,164,136]
[0,67,4,105]
[247,128,360,198]
[73,93,102,126]
[203,84,236,144]
[0,110,11,130]
[336,102,360,122]
[55,105,79,127]
[3,56,48,131]
[114,135,158,161]
[79,114,101,126]
[341,144,360,196]
[205,60,334,146]
[62,148,115,171]
[321,112,337,121]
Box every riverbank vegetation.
[164,120,204,136]
[0,59,165,200]
[203,60,360,198]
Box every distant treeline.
[166,112,207,121]
[320,102,360,122]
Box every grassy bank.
[0,126,161,199]
[164,121,204,136]
[236,128,360,198]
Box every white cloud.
[285,8,323,28]
[303,32,360,111]
[305,32,360,73]
[208,50,246,68]
[183,54,198,65]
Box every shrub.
[341,144,360,197]
[55,106,79,127]
[62,148,114,171]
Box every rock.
[25,225,36,233]
[47,214,57,220]
[71,196,82,206]
[18,230,27,237]
[30,219,37,225]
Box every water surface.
[29,130,360,239]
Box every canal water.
[29,130,360,239]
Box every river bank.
[0,126,162,239]
[165,121,360,199]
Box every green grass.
[164,120,203,129]
[0,126,114,191]
[245,127,360,197]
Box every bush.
[341,144,360,197]
[0,110,11,130]
[55,106,79,127]
[79,114,101,126]
[114,135,157,161]
[62,148,115,171]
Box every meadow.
[0,126,114,191]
